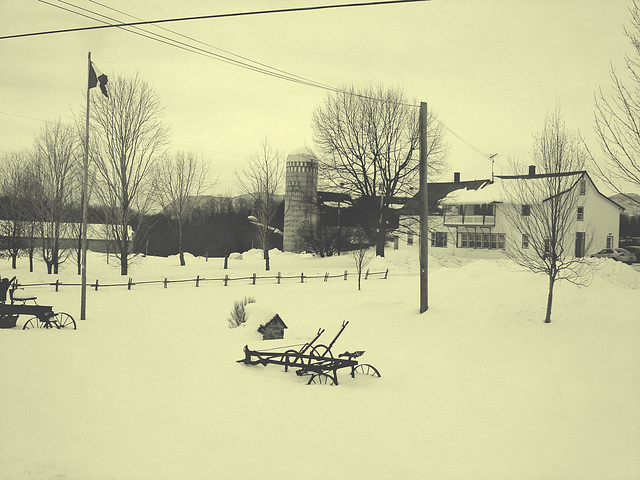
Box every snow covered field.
[1,248,639,480]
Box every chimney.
[528,165,536,176]
[453,172,461,183]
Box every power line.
[38,0,343,93]
[0,0,431,40]
[40,0,427,109]
[86,0,336,91]
[3,0,493,162]
[0,111,47,122]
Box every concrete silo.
[283,147,319,252]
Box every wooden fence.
[17,269,390,292]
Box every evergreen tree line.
[136,197,284,264]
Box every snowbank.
[0,248,638,480]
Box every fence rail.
[16,269,390,292]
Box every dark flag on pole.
[89,62,109,97]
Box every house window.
[446,205,460,215]
[579,179,586,195]
[577,206,584,221]
[431,232,447,247]
[606,235,614,249]
[474,204,494,216]
[521,204,531,216]
[457,231,505,249]
[522,234,530,249]
[544,238,551,256]
[407,233,414,246]
[459,232,468,248]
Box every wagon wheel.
[307,373,336,385]
[309,344,334,362]
[282,349,301,371]
[352,364,381,378]
[53,312,76,329]
[23,316,48,329]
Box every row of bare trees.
[0,121,82,274]
[0,75,213,275]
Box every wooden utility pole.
[419,102,429,313]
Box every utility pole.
[419,102,429,313]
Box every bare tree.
[0,152,32,269]
[313,84,448,256]
[589,0,640,204]
[154,151,210,266]
[32,120,80,274]
[351,228,374,291]
[236,138,285,271]
[90,74,169,275]
[502,111,594,323]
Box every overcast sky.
[1,0,636,194]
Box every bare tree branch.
[235,137,285,271]
[502,110,595,323]
[90,74,169,275]
[154,150,211,266]
[312,85,448,256]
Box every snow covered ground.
[1,248,639,480]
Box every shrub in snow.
[227,296,256,328]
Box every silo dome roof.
[286,146,318,163]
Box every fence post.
[384,268,389,279]
[324,272,329,282]
[344,270,348,281]
[252,273,256,285]
[196,275,200,287]
[55,279,60,292]
[224,275,229,286]
[94,279,99,291]
[164,278,168,288]
[300,272,304,283]
[277,272,281,284]
[127,277,132,290]
[365,269,370,280]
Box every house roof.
[317,191,352,204]
[399,179,490,215]
[259,314,288,330]
[0,221,131,240]
[440,171,625,211]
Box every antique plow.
[237,321,380,385]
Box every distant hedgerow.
[228,296,256,328]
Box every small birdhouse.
[257,314,287,340]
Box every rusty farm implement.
[0,276,76,330]
[237,321,380,385]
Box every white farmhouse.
[400,167,623,258]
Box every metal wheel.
[353,364,381,378]
[53,312,76,329]
[307,373,336,385]
[23,316,48,329]
[309,344,333,362]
